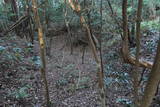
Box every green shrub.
[141,19,160,31]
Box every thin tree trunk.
[139,39,160,107]
[45,0,49,27]
[99,0,105,106]
[106,0,123,38]
[11,0,18,21]
[44,0,50,56]
[133,0,143,106]
[122,0,129,61]
[64,0,73,55]
[26,0,34,44]
[32,0,50,106]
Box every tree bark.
[133,0,143,105]
[5,0,18,21]
[140,39,160,107]
[122,0,129,61]
[32,0,50,106]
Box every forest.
[0,0,160,107]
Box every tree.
[32,0,50,106]
[133,0,143,106]
[4,0,18,21]
[140,39,160,107]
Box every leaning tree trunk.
[140,39,160,107]
[32,0,50,106]
[68,0,105,106]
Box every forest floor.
[0,30,159,107]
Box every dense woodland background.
[0,0,160,107]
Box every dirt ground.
[0,31,160,107]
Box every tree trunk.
[32,0,50,106]
[9,0,18,21]
[122,0,129,61]
[133,0,143,106]
[140,39,160,107]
